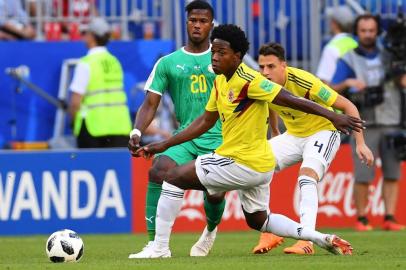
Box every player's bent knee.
[205,192,226,204]
[243,209,267,231]
[149,157,177,184]
[300,159,326,181]
[148,167,166,184]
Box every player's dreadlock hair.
[210,24,249,59]
[258,42,286,61]
[185,0,214,19]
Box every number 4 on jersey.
[314,141,323,153]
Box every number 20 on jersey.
[190,74,207,93]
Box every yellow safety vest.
[73,50,132,137]
[328,35,358,57]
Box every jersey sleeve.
[248,76,282,103]
[143,57,168,95]
[69,61,90,95]
[309,79,338,107]
[205,79,218,112]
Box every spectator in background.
[331,14,405,231]
[0,0,35,40]
[316,5,357,84]
[68,17,132,148]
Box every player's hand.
[356,143,374,167]
[346,78,366,91]
[271,128,281,138]
[331,114,365,135]
[128,135,142,157]
[136,141,169,158]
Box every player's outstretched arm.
[272,88,365,135]
[137,110,219,157]
[332,95,374,166]
[128,92,161,157]
[268,109,280,137]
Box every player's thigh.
[166,160,207,191]
[302,130,341,179]
[269,133,303,170]
[149,142,196,183]
[155,141,196,165]
[238,182,271,214]
[195,153,272,195]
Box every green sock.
[203,193,226,232]
[145,182,162,241]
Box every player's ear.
[235,51,242,61]
[281,60,287,69]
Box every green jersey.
[144,47,222,148]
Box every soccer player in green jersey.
[128,0,224,258]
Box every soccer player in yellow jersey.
[252,42,374,255]
[133,24,362,258]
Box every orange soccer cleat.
[252,233,284,254]
[382,220,405,231]
[354,221,373,232]
[325,235,353,255]
[283,240,315,255]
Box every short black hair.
[258,42,286,61]
[210,24,249,59]
[94,33,110,46]
[185,0,214,19]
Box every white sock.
[154,181,184,250]
[260,213,329,248]
[298,176,318,230]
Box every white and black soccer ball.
[45,229,84,263]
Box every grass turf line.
[0,230,405,270]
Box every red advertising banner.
[131,145,406,233]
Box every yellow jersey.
[269,67,338,137]
[206,63,282,172]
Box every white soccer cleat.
[128,241,171,259]
[322,235,353,255]
[190,226,217,257]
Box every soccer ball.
[45,229,84,263]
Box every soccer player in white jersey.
[131,24,363,258]
[251,42,374,255]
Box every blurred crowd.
[0,0,104,41]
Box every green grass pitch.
[1,230,405,270]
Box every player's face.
[258,54,287,85]
[211,38,241,76]
[356,18,378,49]
[186,9,213,44]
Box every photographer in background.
[332,14,405,232]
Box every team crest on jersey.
[207,64,214,73]
[228,89,235,102]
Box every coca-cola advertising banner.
[131,145,406,232]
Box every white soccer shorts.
[269,130,340,179]
[195,153,273,213]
